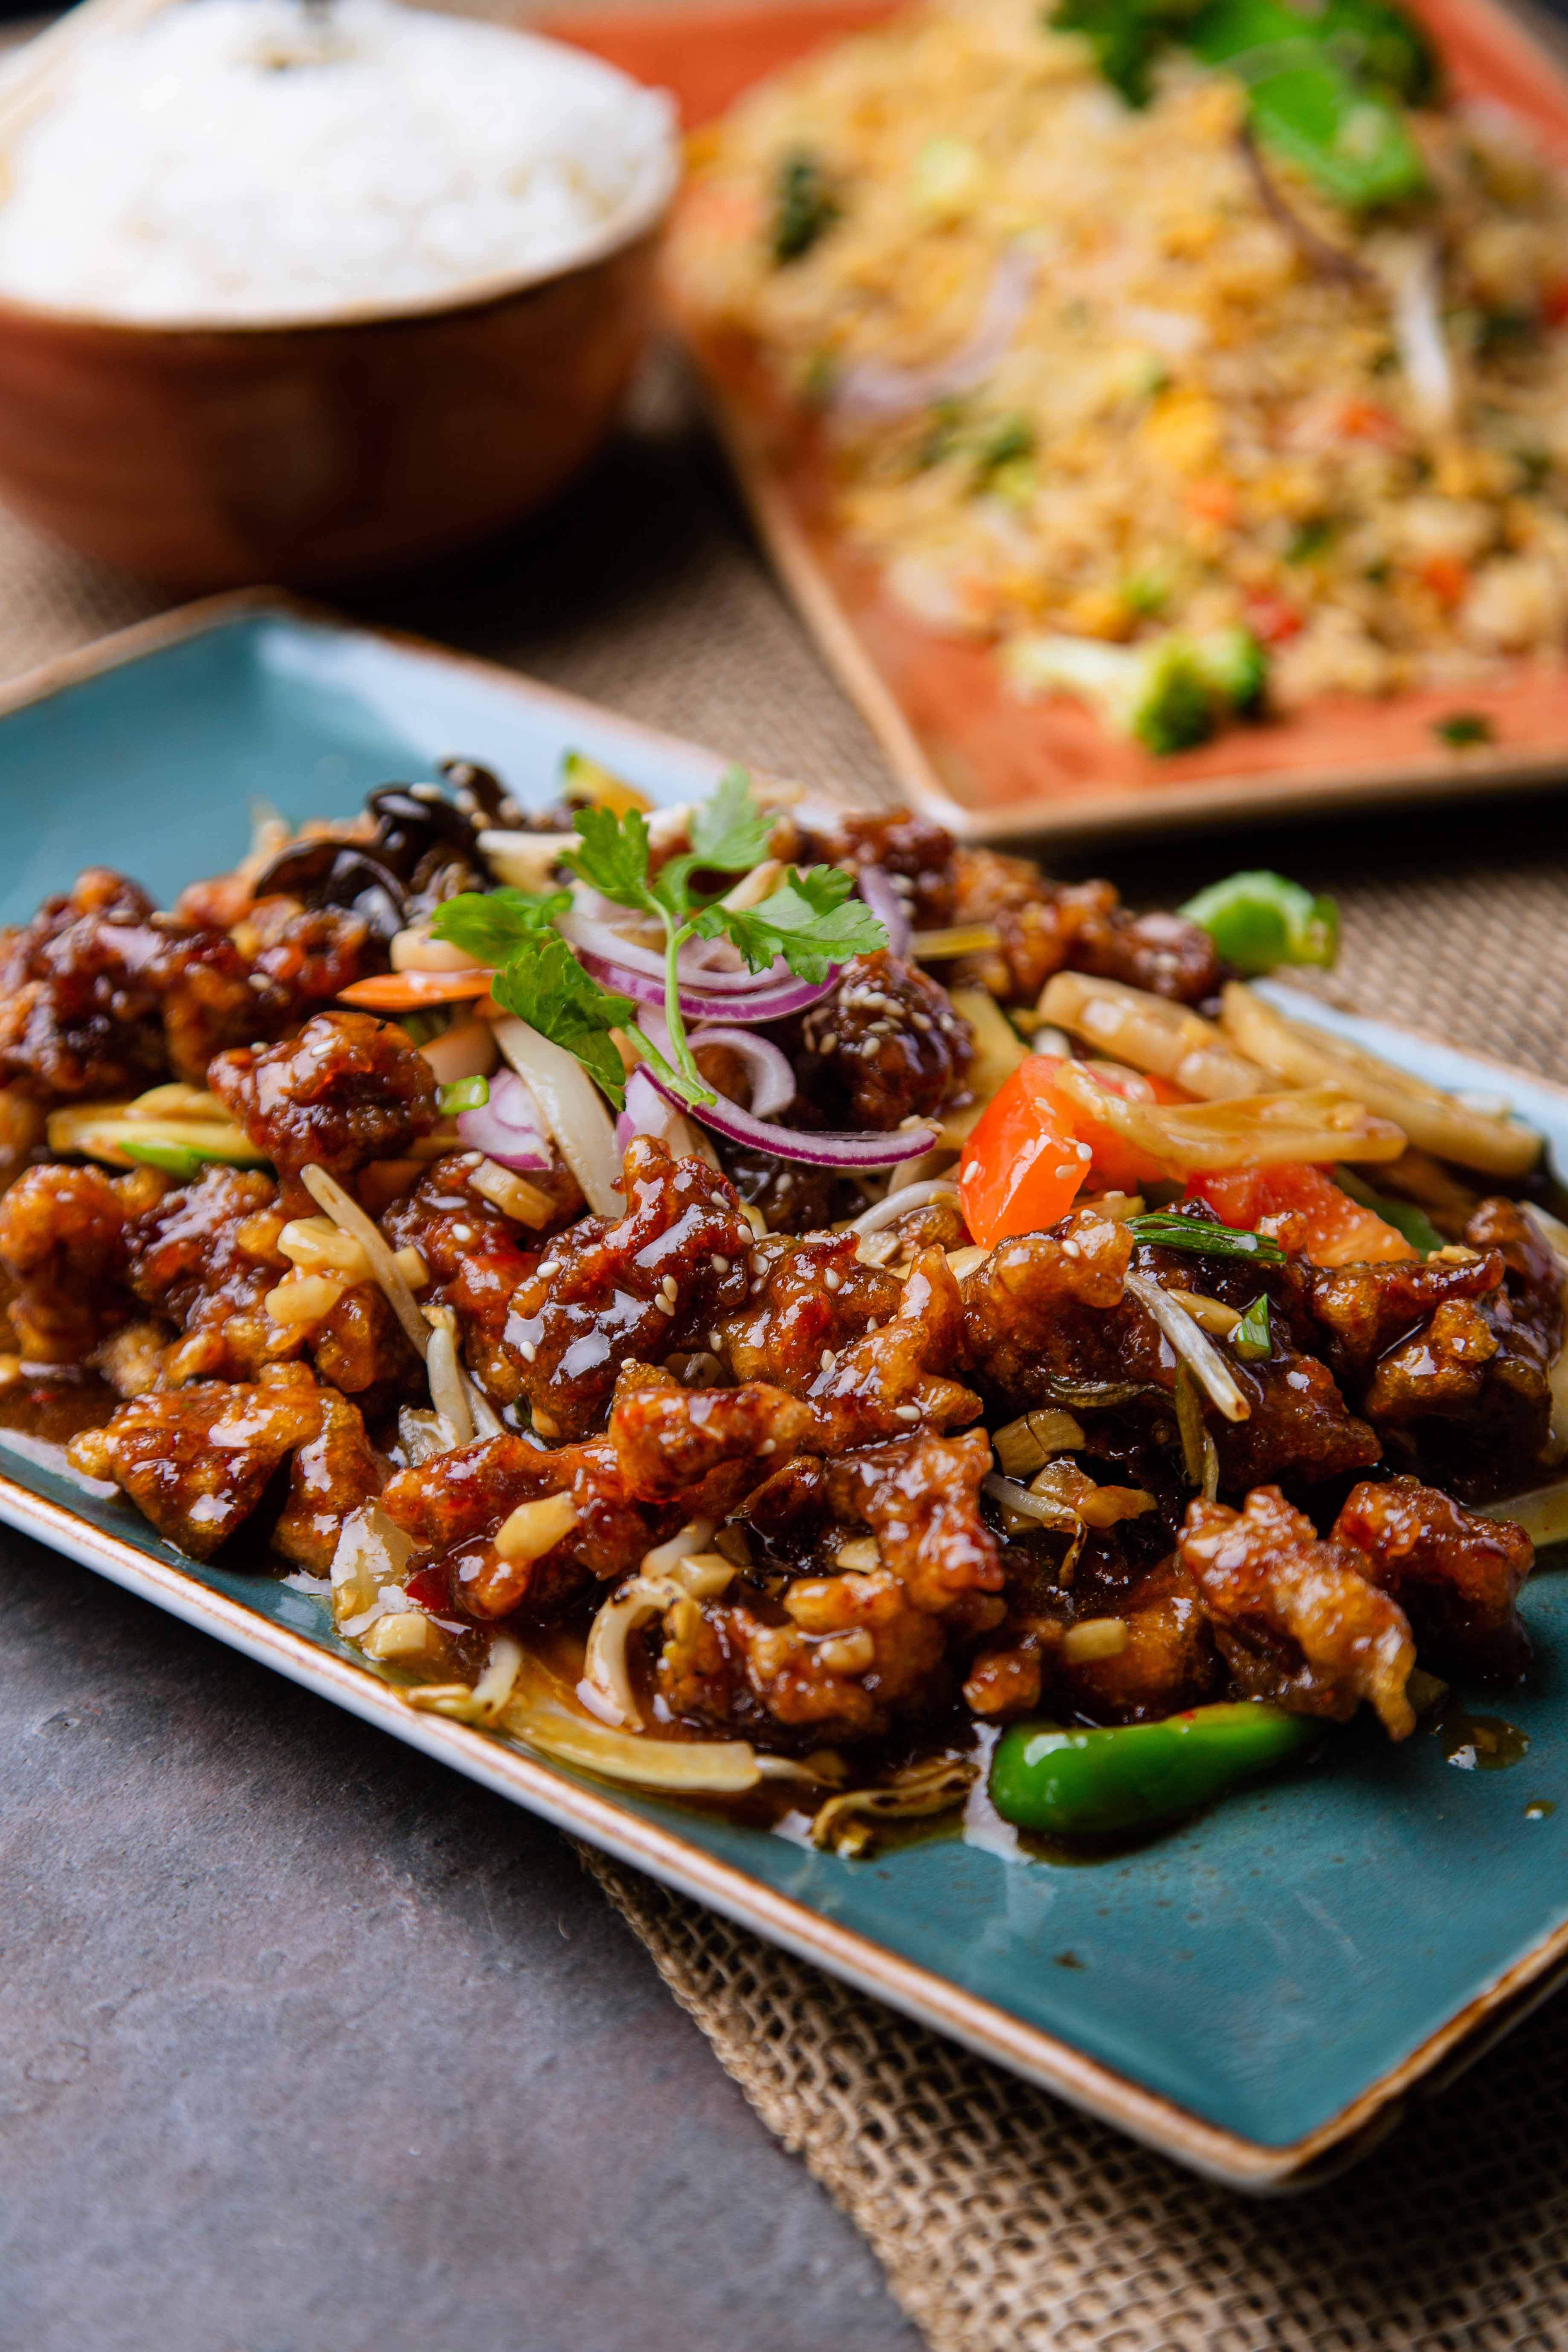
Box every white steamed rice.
[0,0,678,324]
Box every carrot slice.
[336,968,496,1011]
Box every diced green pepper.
[989,1701,1319,1836]
[772,152,841,264]
[1179,868,1339,974]
[1232,1293,1272,1358]
[438,1075,490,1116]
[1187,0,1427,207]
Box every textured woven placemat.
[6,347,1568,2351]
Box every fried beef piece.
[0,1159,139,1363]
[0,869,380,1102]
[962,1205,1141,1399]
[796,952,971,1130]
[1333,1476,1534,1683]
[68,1364,373,1562]
[943,851,1221,1006]
[787,808,958,929]
[1179,1485,1416,1736]
[383,1155,544,1405]
[712,1143,857,1237]
[720,1236,981,1443]
[209,1011,436,1211]
[1061,1564,1218,1723]
[232,897,380,1021]
[380,1426,681,1622]
[1310,1202,1562,1498]
[664,1573,950,1742]
[272,1392,384,1573]
[825,1428,1003,1616]
[609,1367,817,1501]
[503,1138,752,1442]
[0,870,178,1098]
[1307,1248,1506,1372]
[125,1163,290,1383]
[1216,1343,1382,1493]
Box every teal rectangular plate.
[5,589,1568,2190]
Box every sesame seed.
[750,1253,766,1277]
[824,1269,842,1292]
[536,1259,561,1279]
[759,1439,776,1455]
[1062,1240,1081,1259]
[461,1151,483,1166]
[661,1274,678,1301]
[450,1224,474,1244]
[1054,1166,1077,1182]
[894,1404,921,1422]
[1075,1143,1091,1160]
[708,1330,722,1351]
[820,1348,837,1372]
[654,1295,676,1316]
[816,1034,838,1052]
[519,1340,538,1362]
[712,1255,730,1274]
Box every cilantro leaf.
[565,803,655,912]
[699,864,888,982]
[489,931,635,1108]
[689,766,773,874]
[430,886,571,965]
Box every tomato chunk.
[1188,1164,1415,1267]
[959,1060,1092,1248]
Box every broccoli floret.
[1192,624,1269,715]
[1003,631,1217,753]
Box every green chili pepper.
[1186,0,1427,208]
[1178,869,1338,975]
[990,1702,1319,1836]
[438,1075,490,1116]
[1232,1293,1272,1358]
[1125,1210,1285,1263]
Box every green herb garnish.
[1127,1211,1287,1262]
[1232,1293,1272,1358]
[773,152,841,263]
[1432,711,1495,748]
[434,768,887,1113]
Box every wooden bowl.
[0,192,669,590]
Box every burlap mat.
[7,350,1568,2349]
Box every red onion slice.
[832,247,1036,423]
[641,1065,938,1169]
[456,1068,552,1170]
[575,947,835,1026]
[616,1064,683,1153]
[559,911,795,995]
[690,1027,797,1120]
[856,866,911,960]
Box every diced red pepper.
[1187,1164,1415,1267]
[1419,553,1469,610]
[959,1057,1190,1247]
[1337,397,1405,449]
[1243,590,1304,645]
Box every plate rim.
[2,588,1566,2192]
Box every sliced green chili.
[1232,1293,1272,1358]
[989,1702,1319,1836]
[1178,869,1339,976]
[438,1075,490,1117]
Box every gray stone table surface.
[0,1520,923,2352]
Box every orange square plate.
[547,0,1568,840]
